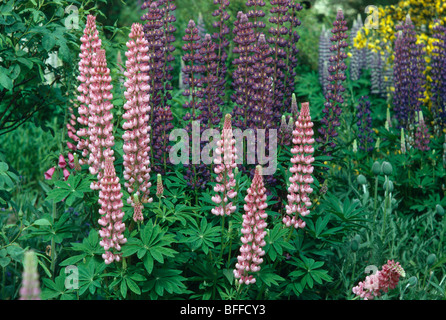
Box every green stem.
[50,200,57,279]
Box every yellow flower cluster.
[353,0,446,107]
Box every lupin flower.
[284,102,315,229]
[431,21,446,130]
[19,251,41,300]
[282,1,303,109]
[349,14,365,82]
[267,0,303,119]
[122,23,153,222]
[401,128,407,154]
[414,111,431,151]
[231,12,256,130]
[87,49,115,190]
[393,15,425,129]
[317,10,349,154]
[356,96,374,152]
[141,0,176,175]
[156,174,164,198]
[198,33,223,128]
[352,260,405,300]
[211,114,237,216]
[211,0,231,108]
[76,15,102,165]
[246,0,266,40]
[181,20,212,190]
[248,33,274,130]
[234,165,268,285]
[98,157,127,264]
[318,25,331,95]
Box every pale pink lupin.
[234,165,267,285]
[19,251,41,300]
[87,48,115,190]
[98,157,127,264]
[211,114,237,216]
[76,15,102,165]
[122,23,153,222]
[284,102,315,229]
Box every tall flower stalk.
[284,102,314,229]
[211,114,237,216]
[76,15,102,166]
[19,251,41,300]
[234,165,267,285]
[211,0,231,106]
[87,49,115,190]
[431,21,446,131]
[141,0,176,174]
[122,23,153,222]
[231,12,256,130]
[98,157,127,264]
[356,96,374,152]
[317,9,349,154]
[393,15,425,129]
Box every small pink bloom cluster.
[76,15,102,165]
[87,48,115,190]
[284,102,315,229]
[156,174,164,198]
[122,23,153,222]
[19,251,41,300]
[352,260,405,300]
[234,165,267,285]
[414,112,431,151]
[44,153,75,181]
[212,114,237,216]
[98,157,127,264]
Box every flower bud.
[383,177,394,192]
[408,276,417,286]
[351,239,359,252]
[381,161,393,175]
[357,174,367,185]
[427,253,436,267]
[436,204,444,216]
[372,161,381,175]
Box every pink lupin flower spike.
[211,114,237,216]
[284,102,315,229]
[87,48,115,190]
[122,23,153,222]
[19,251,41,300]
[234,165,268,286]
[98,157,127,265]
[76,15,102,165]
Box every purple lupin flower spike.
[431,21,446,132]
[393,15,425,130]
[211,0,231,107]
[141,0,176,174]
[231,12,256,130]
[318,25,331,95]
[246,0,266,40]
[356,96,374,152]
[181,20,211,190]
[317,9,349,154]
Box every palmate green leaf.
[143,268,188,297]
[258,267,285,287]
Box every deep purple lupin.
[317,9,349,154]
